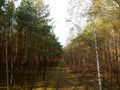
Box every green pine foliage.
[0,0,63,89]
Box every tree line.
[64,0,120,90]
[0,0,63,89]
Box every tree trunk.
[92,17,102,90]
[107,40,113,90]
[5,30,9,90]
[10,57,13,86]
[114,39,119,87]
[43,37,46,80]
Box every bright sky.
[44,0,70,46]
[16,0,90,46]
[16,0,70,46]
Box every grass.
[1,60,108,90]
[33,87,56,90]
[33,60,85,90]
[0,86,22,90]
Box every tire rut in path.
[56,60,80,90]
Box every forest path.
[33,59,84,90]
[55,59,80,90]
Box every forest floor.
[1,59,118,90]
[33,59,88,90]
[20,59,119,90]
[0,59,94,90]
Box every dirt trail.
[55,60,83,90]
[33,60,85,90]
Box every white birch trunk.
[93,17,102,90]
